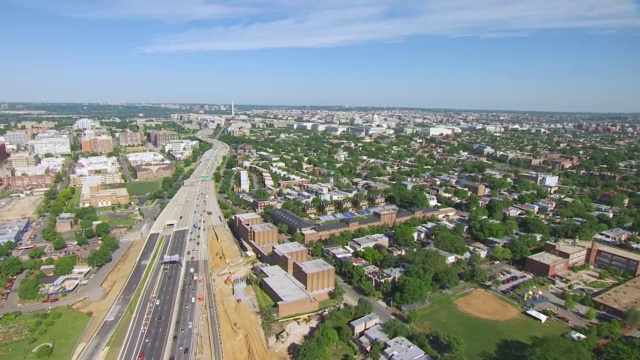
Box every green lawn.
[253,283,275,310]
[0,307,90,360]
[126,181,161,196]
[585,281,611,289]
[413,292,569,360]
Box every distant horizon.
[2,101,639,116]
[2,1,639,114]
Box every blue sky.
[1,0,639,112]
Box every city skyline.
[1,0,639,112]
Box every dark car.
[184,347,189,354]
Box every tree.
[586,308,597,320]
[394,225,414,247]
[330,285,344,301]
[406,310,418,323]
[292,232,304,243]
[52,237,67,250]
[35,344,53,358]
[565,296,575,310]
[95,222,111,237]
[624,309,640,328]
[18,277,41,300]
[434,267,459,289]
[1,256,24,277]
[520,216,550,236]
[507,238,532,260]
[525,336,591,360]
[54,256,77,276]
[489,246,512,261]
[75,232,88,246]
[393,276,430,305]
[28,247,45,259]
[84,228,96,239]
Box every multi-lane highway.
[78,232,162,360]
[120,229,189,360]
[78,130,229,360]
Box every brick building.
[147,130,179,147]
[5,174,55,190]
[81,135,114,153]
[119,129,145,146]
[272,242,309,273]
[526,240,640,278]
[231,212,278,254]
[0,144,8,162]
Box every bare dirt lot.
[0,196,43,221]
[454,289,519,321]
[208,225,284,360]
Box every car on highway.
[188,322,192,328]
[138,351,144,360]
[184,347,189,354]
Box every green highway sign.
[201,175,211,179]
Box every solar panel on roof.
[358,210,367,215]
[347,212,356,217]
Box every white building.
[348,234,390,252]
[5,131,28,145]
[239,170,250,192]
[126,152,167,165]
[421,127,453,137]
[75,156,120,176]
[74,118,95,130]
[29,133,71,155]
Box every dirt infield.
[454,289,519,321]
[0,196,43,221]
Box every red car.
[42,298,51,303]
[138,351,144,360]
[50,298,59,303]
[559,316,571,323]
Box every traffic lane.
[121,233,175,360]
[138,230,189,360]
[173,260,200,360]
[81,232,161,360]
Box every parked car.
[50,298,59,303]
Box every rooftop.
[350,313,380,328]
[273,241,307,256]
[298,259,334,274]
[270,208,315,230]
[594,277,640,313]
[528,251,566,266]
[250,223,277,232]
[261,265,312,303]
[235,212,261,222]
[596,243,640,262]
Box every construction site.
[207,223,283,360]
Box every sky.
[1,0,639,112]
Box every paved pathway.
[336,275,395,322]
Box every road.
[78,232,162,360]
[120,229,189,360]
[336,275,395,322]
[120,154,133,182]
[103,129,229,360]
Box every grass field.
[98,212,138,228]
[0,307,90,360]
[413,292,569,359]
[126,181,161,196]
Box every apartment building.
[30,132,71,155]
[5,131,28,145]
[147,130,179,147]
[118,129,145,146]
[81,135,114,153]
[8,152,38,168]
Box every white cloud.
[22,0,640,51]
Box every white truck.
[189,268,194,274]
